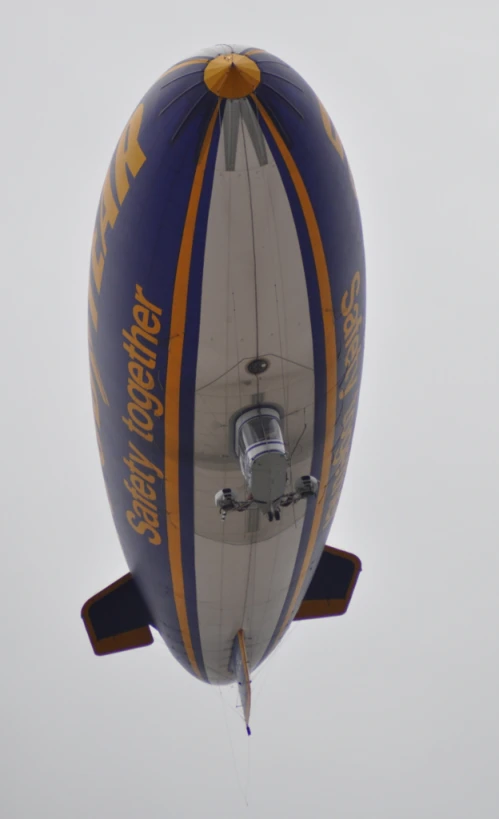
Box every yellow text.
[89,103,147,329]
[318,99,357,198]
[122,285,164,443]
[124,440,164,546]
[323,271,363,527]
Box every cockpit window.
[239,415,284,451]
[260,416,283,442]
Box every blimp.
[82,44,365,733]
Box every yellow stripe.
[161,58,209,79]
[244,48,267,56]
[164,103,220,678]
[254,98,337,639]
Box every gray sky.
[3,2,499,816]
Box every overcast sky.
[3,1,499,817]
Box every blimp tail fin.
[294,546,361,621]
[81,573,153,656]
[230,629,252,735]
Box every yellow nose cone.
[204,53,261,99]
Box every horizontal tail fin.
[294,546,361,621]
[82,573,153,655]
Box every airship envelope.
[83,44,365,733]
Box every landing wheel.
[274,509,281,522]
[268,510,274,522]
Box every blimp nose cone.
[204,53,261,99]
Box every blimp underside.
[194,100,315,683]
[83,47,365,736]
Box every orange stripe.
[254,98,337,639]
[161,58,209,79]
[164,103,220,678]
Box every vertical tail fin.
[230,629,252,735]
